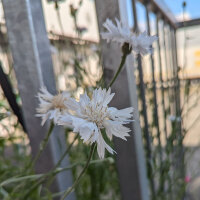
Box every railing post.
[95,0,149,200]
[2,0,75,198]
[156,15,168,141]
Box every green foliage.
[66,132,121,200]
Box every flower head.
[101,18,157,55]
[101,18,133,45]
[59,88,133,159]
[184,175,191,183]
[131,31,157,55]
[168,115,181,122]
[36,87,72,125]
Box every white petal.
[102,88,115,106]
[71,117,86,132]
[57,113,73,127]
[101,18,132,45]
[103,120,130,141]
[64,98,79,111]
[62,91,71,98]
[41,113,50,126]
[131,32,157,55]
[96,133,115,159]
[38,86,53,100]
[79,92,90,107]
[108,107,133,123]
[79,122,99,143]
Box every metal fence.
[132,1,183,199]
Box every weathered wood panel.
[95,0,149,199]
[2,0,75,199]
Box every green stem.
[46,134,79,187]
[55,2,64,35]
[26,122,54,171]
[53,157,112,175]
[34,122,54,165]
[56,134,79,170]
[21,134,78,199]
[61,143,96,200]
[107,53,128,89]
[12,159,110,197]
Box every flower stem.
[55,2,64,35]
[108,53,128,88]
[28,122,54,170]
[21,133,78,199]
[60,143,96,200]
[46,134,79,187]
[107,43,131,89]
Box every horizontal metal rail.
[176,18,200,28]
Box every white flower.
[168,115,181,122]
[101,18,157,55]
[36,87,74,126]
[101,18,133,45]
[59,88,133,159]
[131,31,157,55]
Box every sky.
[164,0,200,19]
[126,0,200,28]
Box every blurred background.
[0,0,200,199]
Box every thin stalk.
[137,53,156,198]
[108,53,128,89]
[22,177,45,200]
[33,122,54,166]
[41,158,112,199]
[14,159,109,198]
[55,2,64,35]
[61,143,96,200]
[22,134,78,199]
[26,122,54,170]
[46,134,79,186]
[56,158,111,174]
[55,134,79,169]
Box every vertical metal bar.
[145,3,161,156]
[165,25,177,197]
[170,27,177,90]
[145,5,167,196]
[172,28,184,179]
[166,25,176,115]
[161,22,173,198]
[2,0,75,198]
[169,27,179,119]
[162,22,171,110]
[172,28,181,117]
[158,21,173,198]
[95,0,149,199]
[132,0,156,198]
[137,54,152,157]
[156,15,168,140]
[132,0,151,159]
[131,0,139,32]
[165,25,172,83]
[118,2,149,199]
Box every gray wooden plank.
[95,0,149,199]
[2,0,75,199]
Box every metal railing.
[131,0,200,199]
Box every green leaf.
[0,187,9,198]
[0,174,43,187]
